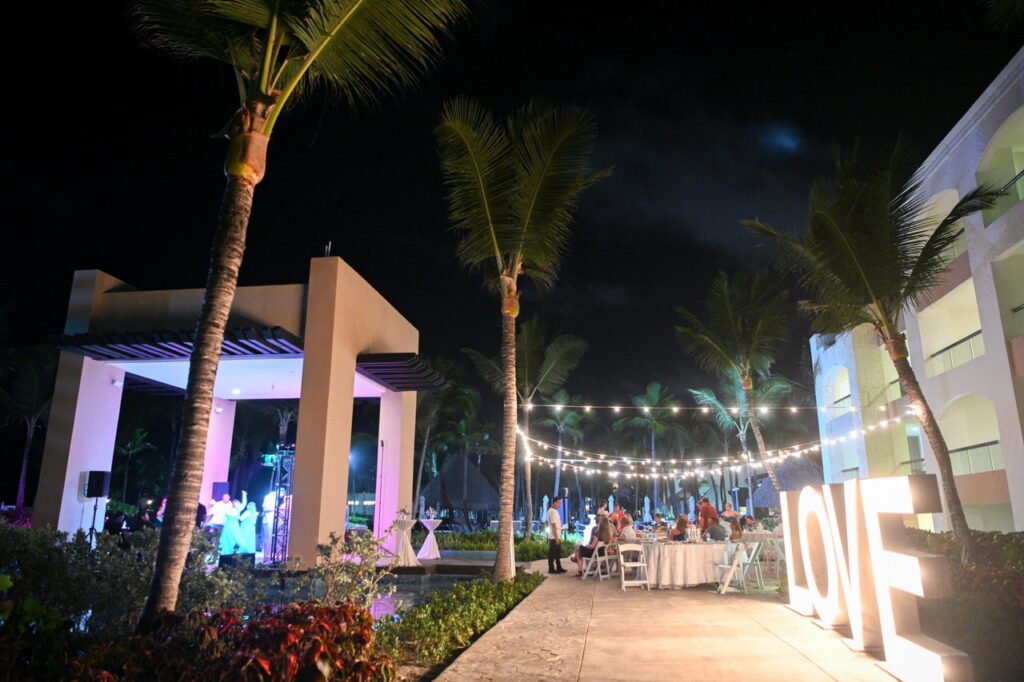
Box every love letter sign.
[780,475,972,681]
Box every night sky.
[4,1,1022,408]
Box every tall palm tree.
[0,346,58,514]
[613,382,684,510]
[535,390,586,502]
[676,270,793,492]
[437,98,606,580]
[464,317,588,539]
[690,370,794,511]
[744,141,1000,562]
[133,0,472,623]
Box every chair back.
[617,543,643,560]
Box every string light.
[519,401,869,413]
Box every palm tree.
[613,382,684,511]
[464,317,588,539]
[690,369,794,511]
[744,141,1000,562]
[133,0,472,623]
[676,270,793,492]
[115,429,157,504]
[0,346,58,514]
[414,361,480,516]
[535,390,586,505]
[437,98,606,580]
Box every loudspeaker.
[212,481,230,499]
[218,552,255,569]
[85,471,111,498]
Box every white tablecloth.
[392,518,420,567]
[642,542,729,588]
[739,532,781,559]
[417,518,442,560]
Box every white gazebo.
[34,257,442,564]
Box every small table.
[417,518,442,560]
[392,517,421,567]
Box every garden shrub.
[408,530,578,560]
[290,530,395,609]
[70,601,394,681]
[0,522,264,639]
[375,571,544,666]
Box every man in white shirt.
[546,498,566,574]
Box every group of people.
[546,497,770,577]
[203,491,259,555]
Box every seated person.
[743,515,756,530]
[721,502,741,521]
[652,512,667,530]
[617,514,638,541]
[729,518,743,541]
[706,516,729,541]
[668,514,689,541]
[572,518,614,576]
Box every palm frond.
[508,101,610,286]
[437,97,517,278]
[461,347,503,396]
[533,333,588,397]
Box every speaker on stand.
[84,471,111,544]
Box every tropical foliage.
[676,270,793,491]
[745,139,1000,560]
[613,382,684,511]
[437,98,606,579]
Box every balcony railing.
[831,394,852,418]
[925,330,984,377]
[940,229,967,263]
[896,457,926,475]
[885,378,903,402]
[950,440,1004,476]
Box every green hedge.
[409,530,578,561]
[376,572,544,666]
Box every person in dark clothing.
[546,498,566,574]
[196,502,207,528]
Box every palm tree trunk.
[887,344,977,563]
[140,173,256,627]
[553,433,563,497]
[744,388,782,492]
[493,312,517,581]
[15,417,37,513]
[413,423,432,517]
[522,411,533,539]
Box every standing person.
[721,502,741,522]
[699,497,717,532]
[547,498,567,574]
[238,501,258,554]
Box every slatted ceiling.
[58,326,304,361]
[355,353,448,392]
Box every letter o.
[797,486,841,624]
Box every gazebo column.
[291,258,355,566]
[35,353,125,535]
[198,398,236,504]
[374,389,417,554]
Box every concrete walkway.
[437,561,892,682]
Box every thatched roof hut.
[421,454,500,512]
[751,456,824,510]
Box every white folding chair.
[596,541,620,580]
[767,537,787,577]
[717,542,764,593]
[581,541,607,580]
[617,543,649,591]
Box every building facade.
[810,48,1024,532]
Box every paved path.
[437,561,891,682]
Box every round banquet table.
[641,541,729,589]
[392,518,421,567]
[417,518,442,560]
